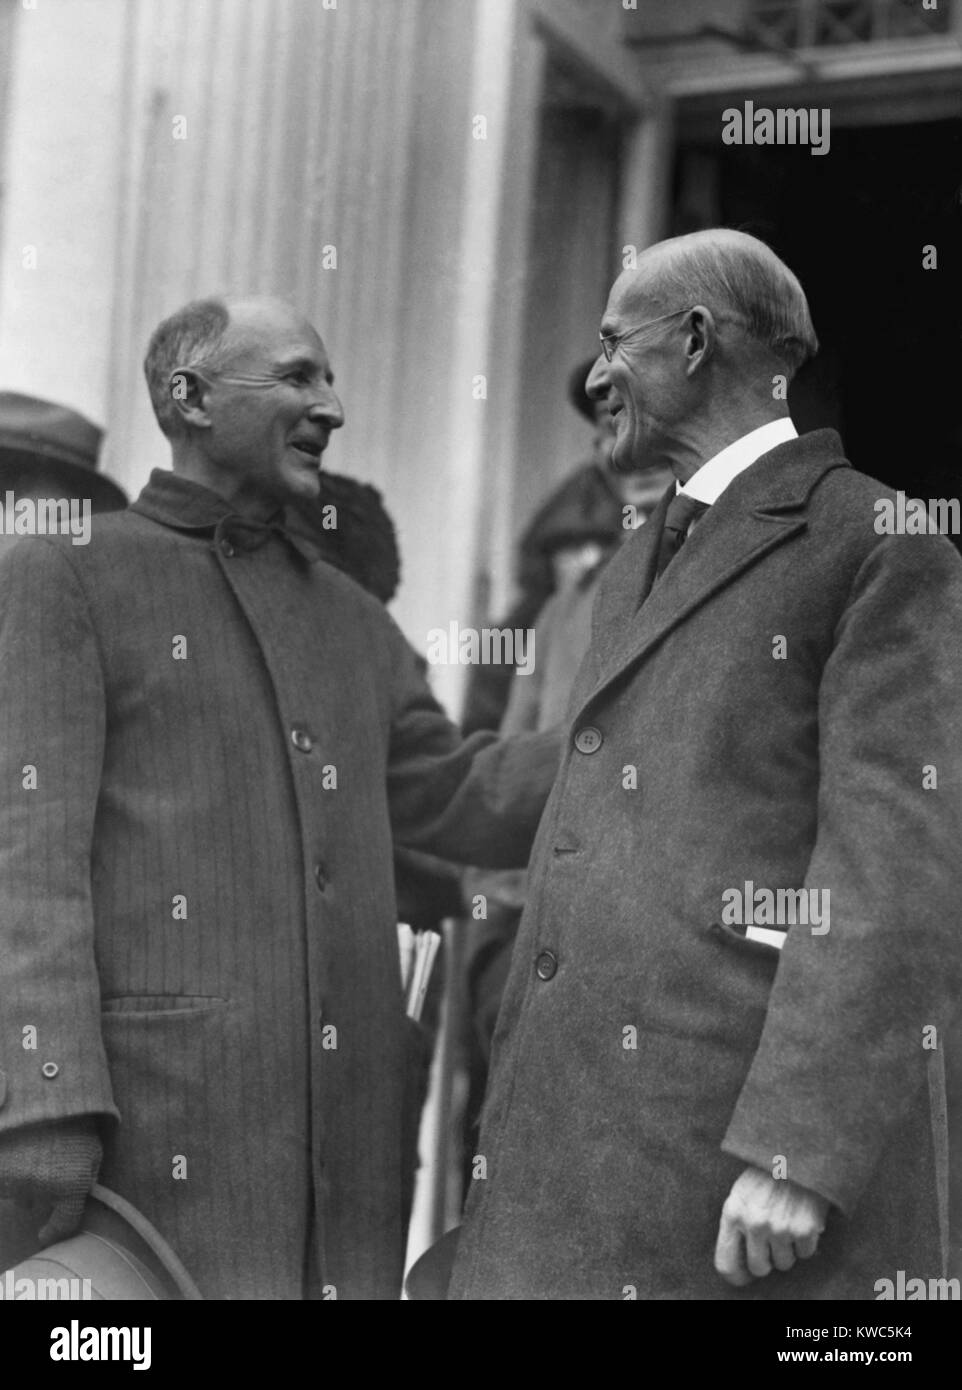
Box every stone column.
[0,0,130,442]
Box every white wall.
[0,0,554,713]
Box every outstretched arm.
[385,634,561,869]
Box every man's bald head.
[143,292,344,506]
[218,295,321,347]
[616,229,817,378]
[144,294,321,438]
[587,229,818,478]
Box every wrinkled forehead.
[220,302,331,372]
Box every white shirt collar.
[676,419,798,504]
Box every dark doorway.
[672,117,961,537]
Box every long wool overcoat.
[0,469,558,1300]
[451,430,962,1300]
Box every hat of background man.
[0,392,127,510]
[522,461,623,558]
[567,356,600,424]
[2,1184,202,1300]
[405,1226,461,1300]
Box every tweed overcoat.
[0,469,558,1300]
[451,430,962,1300]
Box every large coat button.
[291,728,314,753]
[535,950,558,981]
[220,538,236,558]
[574,726,603,755]
[314,862,329,892]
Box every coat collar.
[583,429,850,711]
[130,468,322,562]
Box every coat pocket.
[100,994,229,1016]
[97,998,245,1188]
[706,919,784,960]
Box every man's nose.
[585,354,610,401]
[307,389,345,430]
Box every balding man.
[0,296,558,1299]
[449,230,962,1300]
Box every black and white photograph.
[0,0,960,1356]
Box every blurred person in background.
[461,359,632,736]
[0,393,126,560]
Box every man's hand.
[0,1117,102,1247]
[714,1166,830,1287]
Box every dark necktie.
[656,493,710,577]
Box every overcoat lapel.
[582,431,851,711]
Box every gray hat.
[0,392,127,510]
[2,1184,202,1300]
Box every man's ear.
[168,368,213,430]
[683,306,716,377]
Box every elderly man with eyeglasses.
[0,295,560,1300]
[448,227,962,1301]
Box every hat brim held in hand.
[1,1184,202,1300]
